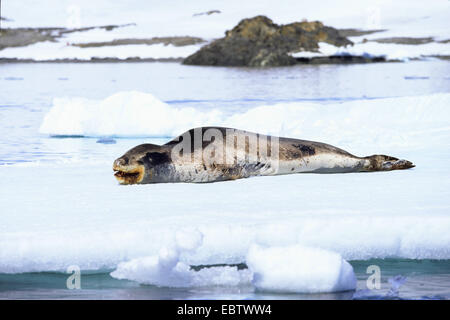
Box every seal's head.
[113,144,169,184]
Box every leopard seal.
[113,127,414,184]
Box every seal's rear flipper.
[363,155,415,171]
[381,159,415,171]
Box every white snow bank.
[112,255,251,288]
[40,91,450,154]
[111,229,252,288]
[39,91,223,137]
[111,228,355,293]
[290,42,450,61]
[0,41,202,61]
[247,244,356,293]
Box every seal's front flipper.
[381,159,415,171]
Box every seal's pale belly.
[168,155,366,183]
[278,154,367,174]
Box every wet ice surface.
[0,61,450,299]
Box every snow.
[111,236,356,293]
[111,229,253,288]
[0,144,449,275]
[39,91,223,137]
[39,91,450,155]
[3,0,449,39]
[247,244,356,293]
[0,41,202,61]
[1,0,449,61]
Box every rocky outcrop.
[183,16,353,67]
[0,24,134,51]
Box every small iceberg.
[247,244,357,293]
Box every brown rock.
[183,16,353,67]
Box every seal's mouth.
[113,163,145,185]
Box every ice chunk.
[112,242,357,293]
[386,275,407,297]
[246,244,356,293]
[111,230,252,287]
[39,91,223,137]
[111,256,252,288]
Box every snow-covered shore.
[1,0,449,62]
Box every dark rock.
[337,28,386,37]
[295,55,387,64]
[183,16,353,67]
[0,28,59,51]
[193,10,221,17]
[369,37,434,45]
[0,24,135,51]
[71,36,205,48]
